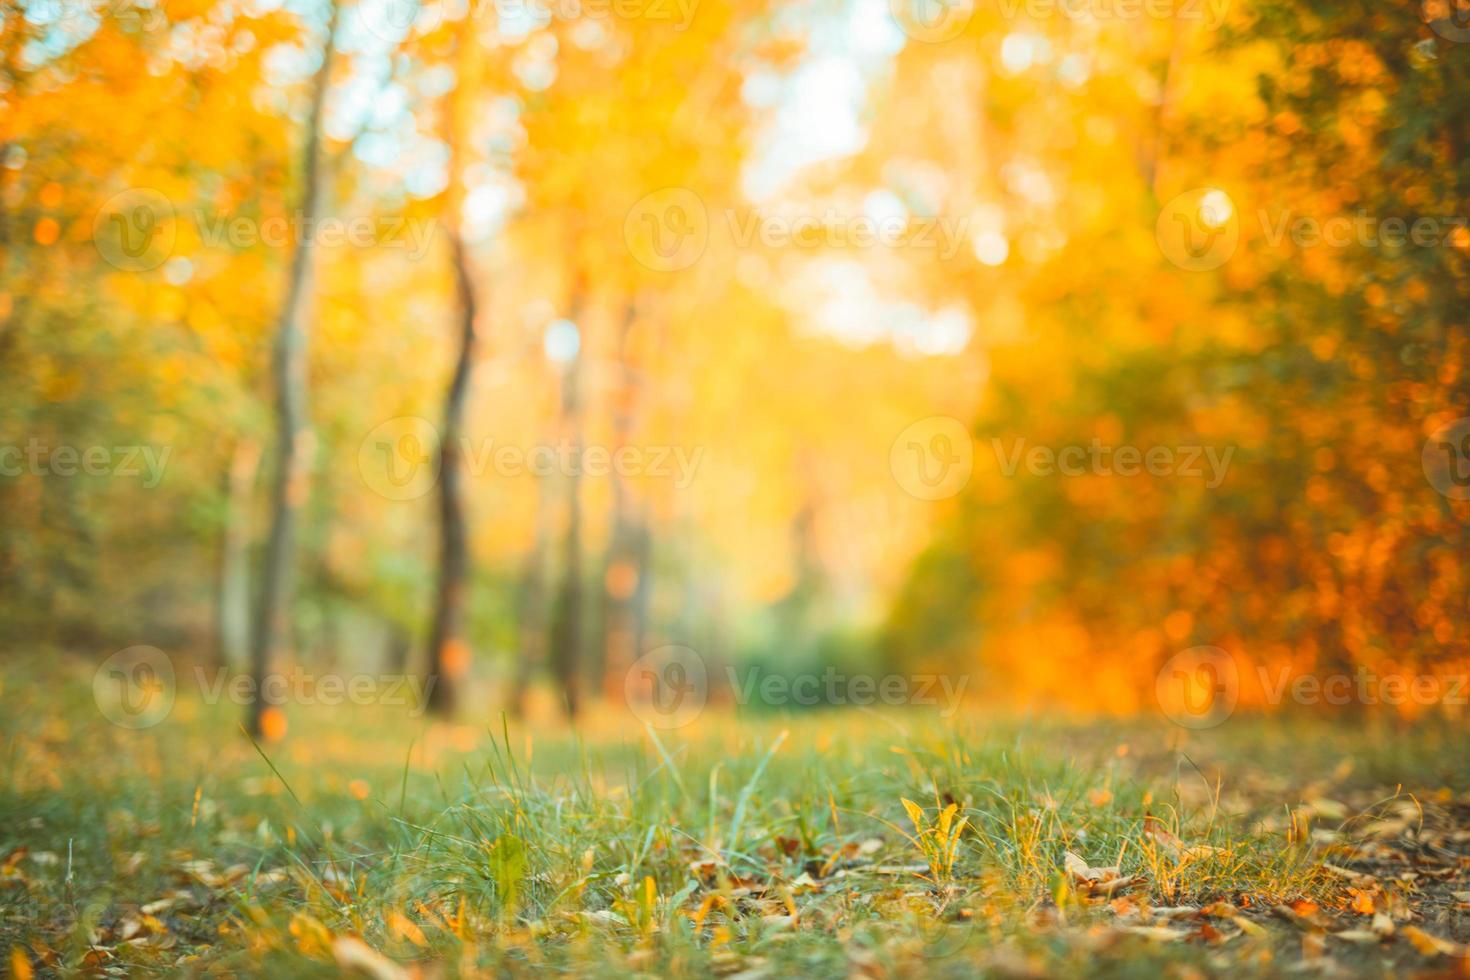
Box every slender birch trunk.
[246,1,338,736]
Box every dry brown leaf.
[140,891,196,915]
[1064,850,1139,898]
[1272,903,1325,932]
[1064,851,1093,881]
[1349,889,1375,915]
[1143,815,1185,856]
[1195,920,1231,945]
[1401,925,1470,958]
[1321,863,1373,882]
[1120,925,1187,942]
[689,858,724,881]
[331,936,410,980]
[1360,818,1410,839]
[1,848,29,874]
[1091,876,1142,897]
[789,872,821,894]
[1152,906,1203,920]
[1063,850,1119,883]
[1143,815,1228,862]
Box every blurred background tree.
[2,0,1466,725]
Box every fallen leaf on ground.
[1348,888,1375,915]
[1401,925,1470,958]
[1143,815,1229,862]
[1120,925,1187,941]
[332,936,410,980]
[1063,851,1140,898]
[1152,906,1203,920]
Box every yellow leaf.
[289,911,333,957]
[1401,925,1470,957]
[10,946,33,980]
[901,798,925,829]
[1349,889,1375,916]
[385,910,427,947]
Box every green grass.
[3,658,1469,977]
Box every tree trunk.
[216,437,259,668]
[629,516,652,670]
[385,619,410,675]
[548,290,585,719]
[510,522,548,717]
[597,302,642,699]
[424,231,477,715]
[550,490,583,719]
[424,22,480,717]
[246,2,337,737]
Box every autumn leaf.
[1348,888,1375,916]
[487,833,528,917]
[331,936,409,980]
[1401,926,1470,958]
[10,946,33,980]
[385,911,426,948]
[1063,851,1140,898]
[901,798,924,829]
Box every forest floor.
[3,657,1470,978]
